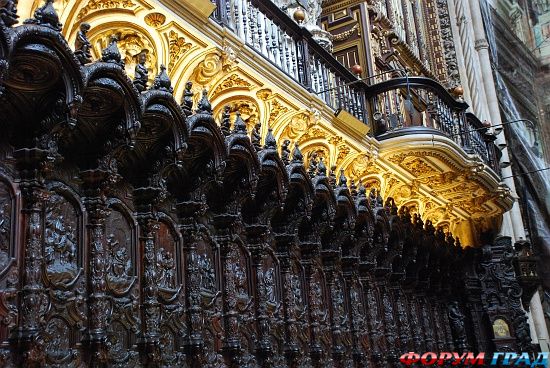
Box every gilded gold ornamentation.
[144,13,166,28]
[269,99,290,126]
[281,112,309,140]
[212,74,253,98]
[77,0,137,20]
[190,47,238,87]
[348,154,376,178]
[336,144,351,166]
[256,89,273,101]
[225,101,260,132]
[91,29,157,84]
[168,30,193,71]
[493,319,511,338]
[298,127,329,144]
[401,157,439,177]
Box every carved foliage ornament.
[77,0,137,20]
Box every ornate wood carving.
[0,15,538,366]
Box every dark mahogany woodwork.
[0,2,540,367]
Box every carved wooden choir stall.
[0,1,539,367]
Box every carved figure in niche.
[75,22,92,65]
[308,152,318,178]
[231,257,247,296]
[291,274,303,306]
[251,122,262,151]
[281,139,291,165]
[0,194,11,269]
[198,253,215,292]
[221,105,231,136]
[264,268,276,304]
[44,194,78,284]
[181,81,194,116]
[157,248,176,289]
[133,50,149,92]
[448,301,466,339]
[107,234,131,280]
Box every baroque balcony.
[207,0,512,237]
[210,0,501,173]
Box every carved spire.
[317,158,326,176]
[25,0,62,31]
[74,22,92,65]
[181,81,194,116]
[264,128,277,150]
[338,169,347,188]
[151,64,173,94]
[101,35,124,67]
[292,143,303,163]
[220,105,231,137]
[232,112,247,134]
[0,0,19,27]
[195,90,212,114]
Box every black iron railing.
[365,77,500,173]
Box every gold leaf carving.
[268,100,290,127]
[144,12,166,28]
[168,31,192,71]
[77,0,136,20]
[212,74,253,98]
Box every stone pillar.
[451,0,491,121]
[468,0,526,241]
[530,292,550,352]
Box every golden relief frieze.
[166,30,193,71]
[77,0,138,21]
[143,12,165,28]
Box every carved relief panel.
[105,204,139,364]
[43,187,86,366]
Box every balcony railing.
[210,3,500,175]
[365,77,500,174]
[212,0,367,123]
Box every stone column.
[468,0,526,241]
[530,292,550,352]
